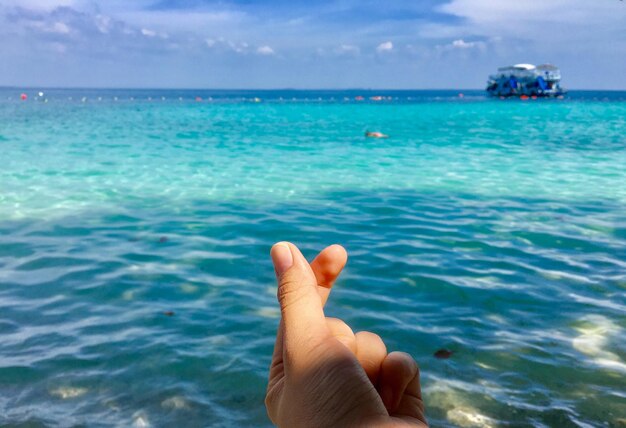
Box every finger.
[355,331,387,386]
[270,244,346,379]
[310,244,348,306]
[326,317,356,354]
[268,319,285,380]
[378,352,420,414]
[394,367,426,426]
[271,242,329,364]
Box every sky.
[0,0,625,89]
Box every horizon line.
[2,86,626,92]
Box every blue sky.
[0,0,624,89]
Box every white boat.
[486,64,565,98]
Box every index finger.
[310,244,348,306]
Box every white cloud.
[257,45,275,55]
[435,38,487,54]
[439,0,618,24]
[204,37,252,54]
[376,41,393,53]
[230,41,248,53]
[335,44,360,56]
[94,15,111,34]
[140,27,168,39]
[0,0,76,10]
[451,39,474,49]
[141,28,156,37]
[50,21,70,33]
[437,0,626,45]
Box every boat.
[486,63,565,98]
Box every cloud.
[434,38,488,55]
[0,5,181,58]
[437,0,626,47]
[205,37,252,54]
[0,0,76,10]
[335,44,360,56]
[231,41,249,53]
[28,20,72,34]
[451,39,475,49]
[256,45,275,55]
[376,41,393,53]
[94,14,111,33]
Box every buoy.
[20,93,27,100]
[520,95,529,100]
[355,96,364,101]
[195,96,202,102]
[531,95,537,100]
[458,93,464,98]
[38,91,44,97]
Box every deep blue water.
[0,89,625,427]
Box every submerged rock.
[434,349,454,359]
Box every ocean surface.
[0,88,625,427]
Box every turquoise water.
[1,89,625,427]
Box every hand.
[265,242,427,427]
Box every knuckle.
[276,278,309,308]
[356,331,387,353]
[390,351,419,375]
[361,331,384,344]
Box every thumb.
[271,242,329,365]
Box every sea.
[0,88,625,427]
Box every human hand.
[265,242,427,427]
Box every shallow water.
[0,89,625,427]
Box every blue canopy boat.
[486,64,566,98]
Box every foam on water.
[0,89,625,426]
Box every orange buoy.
[195,96,202,102]
[531,95,538,100]
[355,96,364,101]
[520,95,529,100]
[458,93,464,98]
[20,93,27,100]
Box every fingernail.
[380,385,394,411]
[271,243,293,278]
